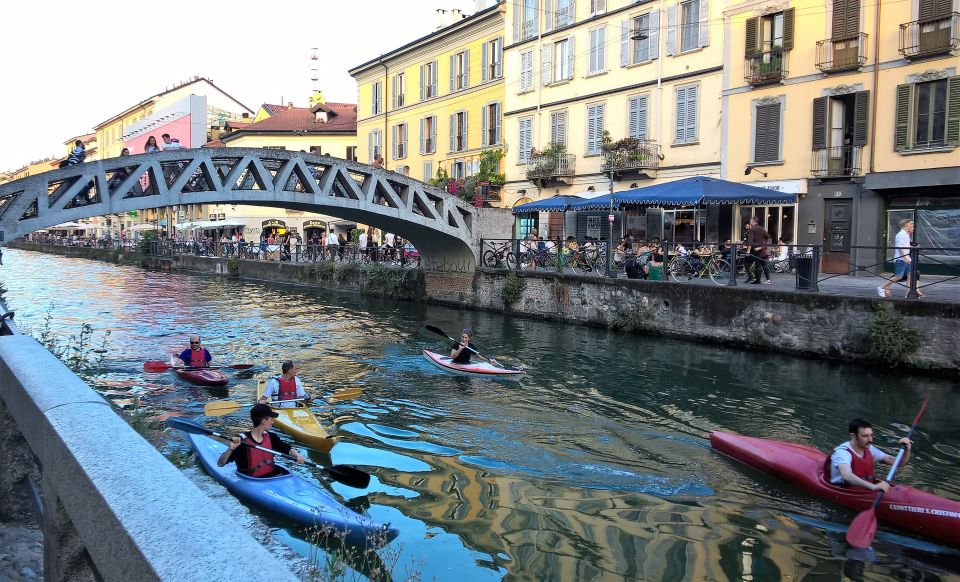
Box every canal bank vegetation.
[869,303,921,366]
[500,273,525,306]
[303,525,422,582]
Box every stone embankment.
[0,522,42,580]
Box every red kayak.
[711,431,960,547]
[174,367,229,387]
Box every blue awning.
[614,176,797,206]
[512,195,582,213]
[568,194,613,211]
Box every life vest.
[242,431,275,478]
[276,376,297,402]
[187,348,207,367]
[846,445,875,481]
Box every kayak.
[422,350,524,379]
[257,380,336,453]
[710,431,960,547]
[188,433,397,546]
[174,367,229,387]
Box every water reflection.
[2,248,958,581]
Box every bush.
[869,303,920,366]
[501,273,526,306]
[137,230,158,255]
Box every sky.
[0,0,480,170]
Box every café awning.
[614,176,797,206]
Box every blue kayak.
[188,433,398,546]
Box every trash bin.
[794,254,815,290]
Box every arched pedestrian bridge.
[0,148,479,271]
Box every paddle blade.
[425,325,451,340]
[227,364,254,370]
[203,400,244,417]
[166,417,211,436]
[846,508,878,548]
[327,387,362,402]
[144,360,172,372]
[324,464,371,489]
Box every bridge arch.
[0,148,478,272]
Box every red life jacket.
[187,348,207,367]
[846,445,875,481]
[242,431,275,478]
[276,376,298,402]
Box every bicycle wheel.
[669,257,694,282]
[505,252,517,270]
[482,250,500,268]
[708,258,734,285]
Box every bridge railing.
[151,240,423,269]
[0,300,300,580]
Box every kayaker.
[829,418,912,493]
[259,360,311,409]
[175,335,212,368]
[450,329,498,366]
[217,403,305,477]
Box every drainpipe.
[380,57,389,170]
[657,0,665,147]
[869,1,880,174]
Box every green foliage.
[525,141,566,181]
[303,525,421,582]
[428,166,450,188]
[501,273,526,305]
[349,229,363,244]
[227,258,239,277]
[362,263,424,300]
[28,305,110,385]
[476,148,505,186]
[869,303,920,366]
[137,230,158,255]
[614,308,651,332]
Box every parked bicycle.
[483,242,517,269]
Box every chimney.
[475,0,486,11]
[451,8,462,21]
[436,8,447,28]
[241,112,249,119]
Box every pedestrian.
[59,140,86,168]
[743,217,771,284]
[161,133,182,150]
[325,229,339,261]
[143,136,160,153]
[260,360,312,408]
[217,403,305,477]
[879,219,924,298]
[371,154,384,169]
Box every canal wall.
[10,242,960,373]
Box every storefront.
[261,219,286,238]
[802,180,861,273]
[302,219,326,243]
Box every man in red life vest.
[829,418,912,492]
[217,403,305,477]
[259,360,311,408]
[175,335,212,368]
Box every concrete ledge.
[0,336,299,581]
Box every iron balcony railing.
[816,33,868,71]
[525,153,576,181]
[744,49,789,85]
[602,140,661,173]
[899,13,960,57]
[811,145,863,177]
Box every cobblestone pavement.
[0,521,42,580]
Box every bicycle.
[483,242,517,269]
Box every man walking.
[879,219,923,298]
[744,217,771,285]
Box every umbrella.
[51,222,86,229]
[614,176,797,206]
[127,223,160,232]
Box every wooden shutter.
[482,43,489,82]
[542,43,553,85]
[649,11,661,60]
[745,17,758,56]
[520,118,532,163]
[832,0,859,40]
[918,0,950,21]
[852,90,870,145]
[431,116,437,151]
[621,20,630,67]
[946,76,960,146]
[513,1,521,40]
[391,125,398,159]
[675,87,687,142]
[754,103,780,162]
[431,61,438,96]
[449,114,456,152]
[894,84,912,151]
[419,65,425,101]
[685,86,697,142]
[698,0,710,47]
[449,55,456,93]
[419,119,425,154]
[463,111,468,150]
[424,160,433,181]
[495,38,503,78]
[494,103,502,144]
[629,95,648,140]
[391,76,397,109]
[482,105,488,147]
[521,50,533,91]
[782,8,795,50]
[666,4,677,55]
[566,36,575,80]
[463,49,470,88]
[551,110,567,145]
[812,96,828,150]
[587,106,597,153]
[544,0,554,31]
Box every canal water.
[3,248,959,581]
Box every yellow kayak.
[256,380,336,453]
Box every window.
[675,84,698,144]
[591,0,606,15]
[680,0,700,52]
[628,95,648,140]
[515,0,539,41]
[520,49,534,92]
[553,0,575,30]
[367,130,381,162]
[451,160,467,179]
[392,73,405,109]
[449,111,468,152]
[450,50,470,92]
[753,101,782,163]
[589,27,606,74]
[519,117,534,163]
[482,102,502,146]
[550,110,568,146]
[371,81,383,115]
[346,146,357,161]
[622,12,661,66]
[543,38,574,84]
[586,103,605,155]
[744,10,795,56]
[420,61,438,100]
[423,160,434,181]
[420,116,437,154]
[392,123,408,160]
[309,146,322,155]
[667,0,709,55]
[483,37,503,81]
[895,77,959,151]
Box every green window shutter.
[745,17,758,57]
[918,0,936,21]
[812,96,828,150]
[754,104,770,162]
[894,84,913,151]
[852,91,870,145]
[782,9,795,50]
[946,76,960,146]
[755,103,780,162]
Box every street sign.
[608,214,615,222]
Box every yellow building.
[502,0,727,240]
[723,0,959,272]
[349,2,507,194]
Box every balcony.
[899,13,959,57]
[525,153,576,184]
[744,49,788,85]
[601,139,661,175]
[811,145,863,178]
[816,33,868,72]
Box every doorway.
[822,199,852,273]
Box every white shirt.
[893,228,911,261]
[326,232,338,245]
[829,442,892,484]
[163,140,183,150]
[359,233,368,249]
[384,233,395,247]
[262,375,306,408]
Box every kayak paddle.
[166,417,370,489]
[846,395,929,549]
[144,360,254,372]
[424,325,520,370]
[204,398,308,417]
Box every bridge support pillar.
[42,475,99,581]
